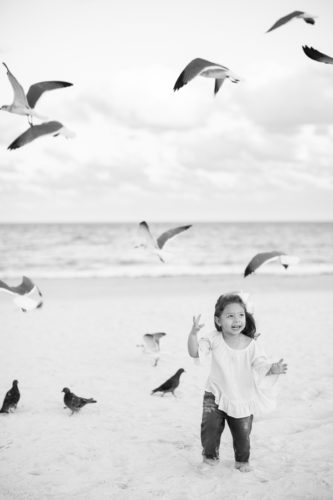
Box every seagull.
[7,120,75,150]
[143,332,166,352]
[0,380,20,413]
[244,251,300,277]
[137,332,167,367]
[266,11,317,33]
[151,368,185,397]
[136,221,192,262]
[1,62,73,125]
[62,388,97,415]
[0,275,43,311]
[173,58,241,95]
[302,46,333,64]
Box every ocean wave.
[2,263,333,279]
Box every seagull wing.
[214,78,225,95]
[2,63,28,107]
[26,81,73,108]
[173,58,221,91]
[0,279,14,295]
[266,11,304,32]
[244,251,286,277]
[143,334,159,352]
[156,225,191,249]
[138,221,158,249]
[7,121,63,150]
[302,46,333,64]
[0,276,35,295]
[11,276,35,294]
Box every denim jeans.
[201,391,253,463]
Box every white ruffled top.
[198,330,279,418]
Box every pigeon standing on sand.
[136,221,192,263]
[0,380,20,413]
[151,368,185,397]
[62,387,97,414]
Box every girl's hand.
[270,358,288,375]
[191,314,205,334]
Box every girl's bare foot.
[235,461,252,472]
[202,457,219,466]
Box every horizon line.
[0,220,332,225]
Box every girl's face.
[215,302,246,336]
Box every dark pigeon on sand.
[62,387,97,414]
[151,368,185,396]
[0,380,20,413]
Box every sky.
[0,0,333,222]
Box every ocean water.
[0,222,332,279]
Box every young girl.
[187,292,287,472]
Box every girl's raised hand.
[192,314,205,333]
[270,358,288,374]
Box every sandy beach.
[1,274,333,499]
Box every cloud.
[235,66,333,133]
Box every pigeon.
[0,275,43,312]
[173,58,241,95]
[7,120,75,150]
[266,11,316,33]
[0,380,20,413]
[302,45,333,64]
[244,251,300,277]
[151,368,185,396]
[62,387,97,414]
[1,62,73,125]
[136,221,192,262]
[137,332,167,367]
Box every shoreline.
[31,273,333,296]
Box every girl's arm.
[267,358,288,375]
[187,315,204,358]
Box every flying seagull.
[302,45,333,64]
[0,380,20,413]
[173,58,241,95]
[62,387,97,415]
[244,251,300,277]
[1,62,73,125]
[7,120,75,150]
[151,368,185,397]
[137,332,167,366]
[0,275,43,311]
[143,332,166,352]
[266,11,317,33]
[136,221,192,262]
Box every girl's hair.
[214,293,256,338]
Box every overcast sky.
[0,0,332,222]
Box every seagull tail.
[61,127,76,139]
